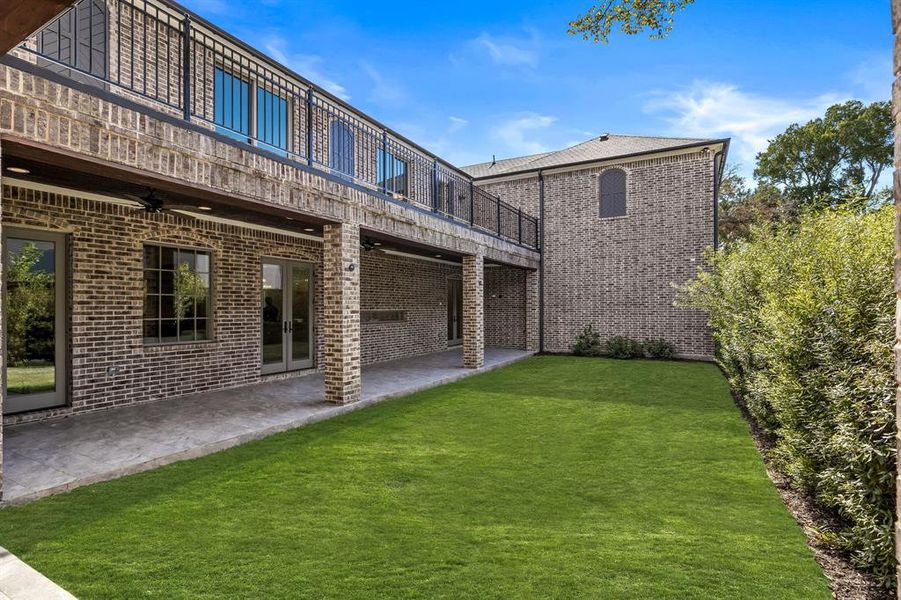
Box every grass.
[7,365,55,394]
[0,356,829,599]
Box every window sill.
[142,339,218,351]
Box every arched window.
[599,168,627,218]
[329,120,355,178]
[37,0,107,79]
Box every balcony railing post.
[496,196,502,236]
[382,130,389,194]
[518,207,522,244]
[469,183,475,226]
[181,15,191,122]
[306,88,314,166]
[431,159,439,211]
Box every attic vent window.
[599,168,627,218]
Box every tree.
[568,0,695,44]
[754,100,892,213]
[6,242,55,367]
[718,165,785,243]
[174,263,209,320]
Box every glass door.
[3,229,67,414]
[261,259,313,374]
[289,264,313,371]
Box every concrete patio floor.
[2,347,532,505]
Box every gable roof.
[461,133,724,179]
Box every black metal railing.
[15,0,540,250]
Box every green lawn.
[7,365,55,394]
[0,356,829,599]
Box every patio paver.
[2,347,531,504]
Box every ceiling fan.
[122,188,205,216]
[360,237,384,252]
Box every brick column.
[463,254,484,369]
[525,268,539,352]
[322,222,361,404]
[893,0,901,588]
[0,141,4,501]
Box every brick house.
[463,134,727,359]
[0,0,726,498]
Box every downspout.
[712,150,725,250]
[538,170,545,353]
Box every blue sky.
[181,0,891,177]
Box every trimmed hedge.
[604,336,645,359]
[571,328,677,361]
[678,206,896,587]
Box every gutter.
[712,139,730,249]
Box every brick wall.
[0,62,538,270]
[485,267,526,349]
[360,252,459,364]
[1,182,533,423]
[480,151,715,359]
[2,183,323,424]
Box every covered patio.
[2,347,532,504]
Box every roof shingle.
[461,133,722,179]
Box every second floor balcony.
[8,0,539,250]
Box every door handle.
[283,321,288,333]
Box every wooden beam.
[0,0,76,56]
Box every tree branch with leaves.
[568,0,695,44]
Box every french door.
[3,229,67,414]
[447,278,463,346]
[261,259,314,374]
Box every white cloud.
[263,35,350,100]
[452,30,541,69]
[448,116,468,133]
[492,113,557,155]
[361,63,406,105]
[847,54,892,102]
[472,32,537,67]
[644,81,843,172]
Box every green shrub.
[604,336,645,359]
[571,324,603,356]
[643,338,676,360]
[677,206,896,587]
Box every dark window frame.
[329,119,356,178]
[213,66,292,156]
[37,0,108,81]
[143,243,214,346]
[214,66,251,141]
[377,148,409,197]
[599,168,628,219]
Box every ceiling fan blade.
[165,204,206,211]
[121,193,151,206]
[168,209,202,220]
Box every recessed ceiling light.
[197,206,212,211]
[373,242,382,246]
[286,217,294,221]
[6,167,29,174]
[434,254,443,258]
[303,227,315,232]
